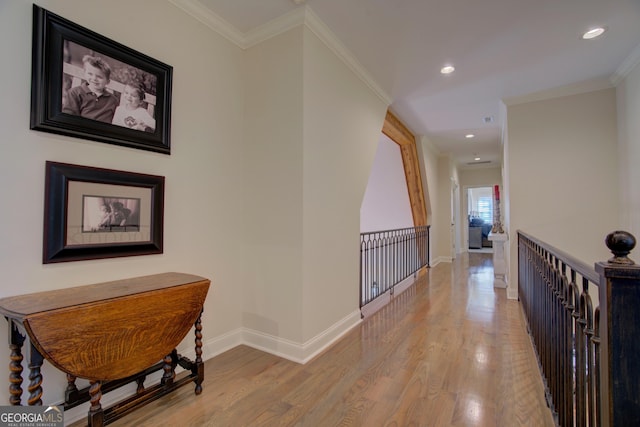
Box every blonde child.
[111,81,156,132]
[62,55,118,123]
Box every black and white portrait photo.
[82,196,141,232]
[31,6,173,154]
[62,40,157,133]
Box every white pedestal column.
[488,232,508,288]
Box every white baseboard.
[430,256,452,267]
[198,308,363,364]
[61,309,361,424]
[360,275,416,317]
[200,326,245,361]
[240,309,362,364]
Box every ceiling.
[179,0,640,169]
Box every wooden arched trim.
[381,110,428,227]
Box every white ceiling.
[180,0,640,169]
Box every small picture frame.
[31,5,173,154]
[43,161,165,263]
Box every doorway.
[467,187,493,252]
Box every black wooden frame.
[31,5,173,154]
[43,161,165,264]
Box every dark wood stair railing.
[518,230,639,426]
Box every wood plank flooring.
[73,252,555,426]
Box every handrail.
[518,229,640,426]
[360,225,429,310]
[517,230,599,283]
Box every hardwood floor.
[76,253,555,426]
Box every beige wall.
[417,136,442,264]
[243,28,305,343]
[459,167,502,189]
[0,0,389,414]
[0,0,246,410]
[434,155,456,262]
[415,142,460,265]
[505,88,619,298]
[616,57,640,240]
[302,26,388,343]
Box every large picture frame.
[31,5,173,154]
[43,161,165,263]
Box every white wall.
[459,168,502,190]
[418,136,442,264]
[435,155,456,262]
[415,138,456,265]
[616,55,640,239]
[360,134,414,232]
[243,28,305,344]
[0,0,246,411]
[505,88,619,298]
[0,0,391,415]
[302,25,389,344]
[241,23,389,353]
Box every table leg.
[88,380,103,427]
[194,310,204,395]
[66,373,79,403]
[27,342,43,405]
[161,353,174,385]
[8,320,25,405]
[136,376,146,393]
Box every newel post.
[595,230,640,427]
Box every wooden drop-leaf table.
[0,272,210,426]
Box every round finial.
[605,230,636,265]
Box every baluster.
[374,233,381,297]
[583,277,595,427]
[568,270,580,427]
[592,307,600,426]
[559,263,570,427]
[576,293,586,427]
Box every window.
[477,196,493,223]
[467,187,493,224]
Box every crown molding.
[243,7,307,49]
[302,7,392,105]
[167,0,392,105]
[502,76,612,106]
[167,0,244,46]
[611,42,640,86]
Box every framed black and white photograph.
[31,5,173,154]
[43,161,165,263]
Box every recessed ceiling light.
[474,157,481,161]
[440,65,455,74]
[465,134,475,139]
[582,27,606,40]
